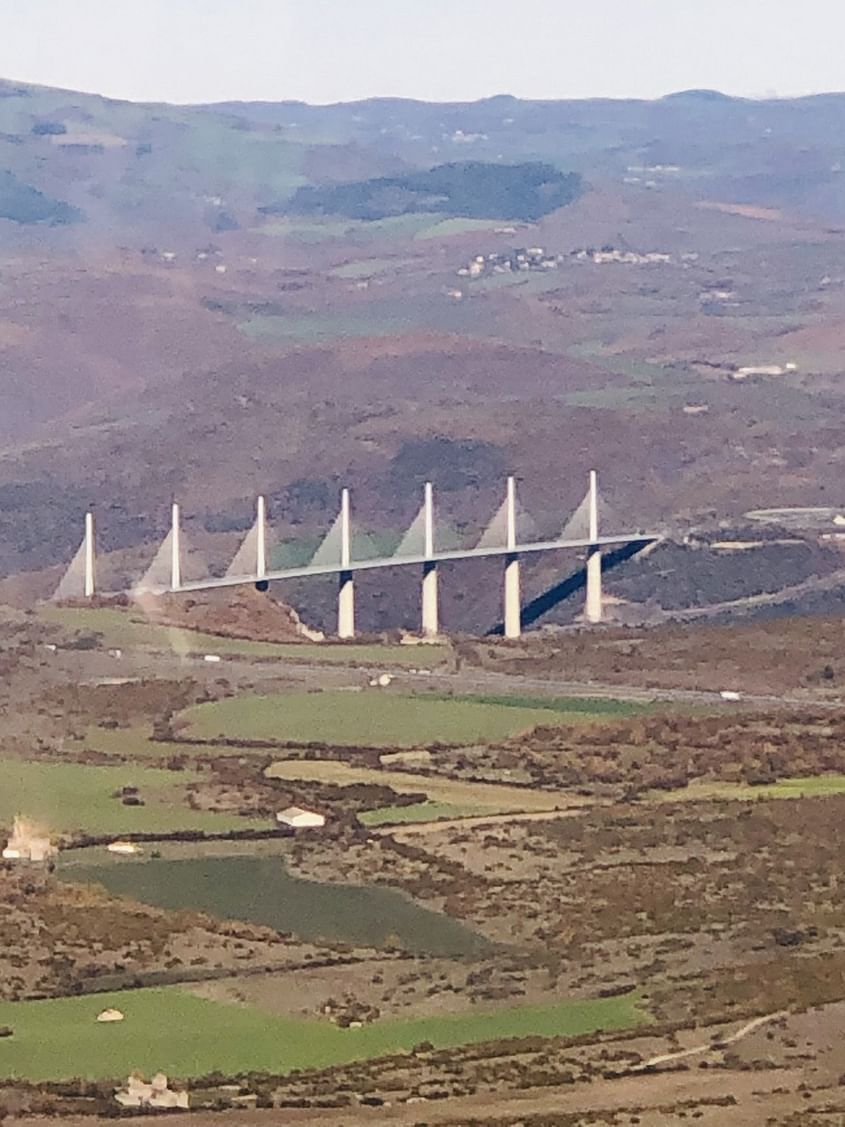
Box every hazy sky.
[0,0,842,105]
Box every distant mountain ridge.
[3,78,845,243]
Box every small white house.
[276,806,326,829]
[107,841,141,856]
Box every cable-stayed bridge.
[55,472,659,639]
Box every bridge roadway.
[173,532,658,594]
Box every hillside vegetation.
[0,170,78,225]
[283,161,583,222]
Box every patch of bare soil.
[138,587,320,644]
[698,200,787,222]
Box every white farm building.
[276,806,326,829]
[115,1073,188,1110]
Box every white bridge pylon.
[55,472,657,637]
[392,482,439,636]
[52,512,96,602]
[132,502,207,597]
[227,495,270,580]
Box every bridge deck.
[169,534,659,594]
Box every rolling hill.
[1,79,845,629]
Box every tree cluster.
[279,161,582,222]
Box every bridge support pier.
[256,494,267,579]
[585,548,602,624]
[337,487,355,638]
[338,571,355,639]
[84,511,96,599]
[503,476,521,639]
[170,502,182,592]
[420,482,439,637]
[504,553,521,639]
[421,561,439,637]
[584,469,602,624]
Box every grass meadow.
[180,689,624,747]
[0,987,647,1081]
[0,759,260,836]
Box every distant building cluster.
[572,246,674,265]
[455,244,697,283]
[457,246,563,279]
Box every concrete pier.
[503,476,521,639]
[338,574,355,638]
[84,511,96,599]
[337,488,355,639]
[421,482,439,636]
[422,563,438,636]
[170,502,182,592]
[256,495,267,579]
[585,469,603,624]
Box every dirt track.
[637,1010,787,1068]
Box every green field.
[60,855,488,956]
[0,988,647,1081]
[414,217,509,239]
[40,606,447,667]
[330,256,408,279]
[238,309,411,345]
[180,690,590,747]
[265,758,578,815]
[440,692,648,717]
[256,214,432,244]
[69,726,217,761]
[662,775,845,803]
[69,725,265,762]
[0,759,259,836]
